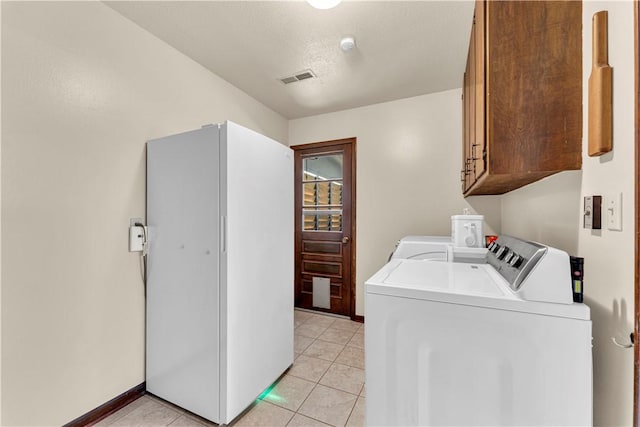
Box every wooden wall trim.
[634,1,639,426]
[290,138,356,152]
[63,382,146,427]
[353,315,365,323]
[348,139,358,321]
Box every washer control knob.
[504,252,514,263]
[509,254,524,268]
[496,246,509,260]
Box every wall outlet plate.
[129,226,144,252]
[129,218,145,252]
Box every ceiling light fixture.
[340,36,356,52]
[306,0,342,10]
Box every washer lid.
[365,259,590,320]
[391,235,451,260]
[383,259,504,297]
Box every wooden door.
[293,138,356,318]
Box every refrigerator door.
[220,121,294,423]
[146,126,220,421]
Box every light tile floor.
[94,310,365,427]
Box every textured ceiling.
[106,1,475,119]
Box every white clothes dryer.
[365,235,592,426]
[390,235,487,264]
[390,235,452,261]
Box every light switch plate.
[607,193,623,231]
[584,196,602,229]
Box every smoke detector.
[340,36,356,52]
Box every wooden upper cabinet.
[462,0,582,196]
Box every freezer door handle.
[220,216,227,253]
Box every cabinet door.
[462,13,476,192]
[485,0,581,175]
[472,0,486,179]
[462,71,469,191]
[468,17,476,186]
[464,0,581,196]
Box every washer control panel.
[487,236,547,291]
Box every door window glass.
[302,154,343,231]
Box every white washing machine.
[365,235,592,426]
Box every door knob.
[342,236,350,244]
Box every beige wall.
[289,90,501,316]
[501,2,636,425]
[1,2,287,425]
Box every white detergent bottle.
[451,209,484,248]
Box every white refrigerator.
[146,121,294,424]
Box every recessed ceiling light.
[306,0,342,10]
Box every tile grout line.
[317,365,363,397]
[102,395,159,426]
[147,396,184,427]
[290,320,361,427]
[343,394,359,427]
[259,314,364,425]
[291,317,333,425]
[291,380,357,427]
[288,380,321,425]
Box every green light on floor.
[257,382,284,403]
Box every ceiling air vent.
[279,69,316,84]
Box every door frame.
[292,138,358,321]
[634,1,639,425]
